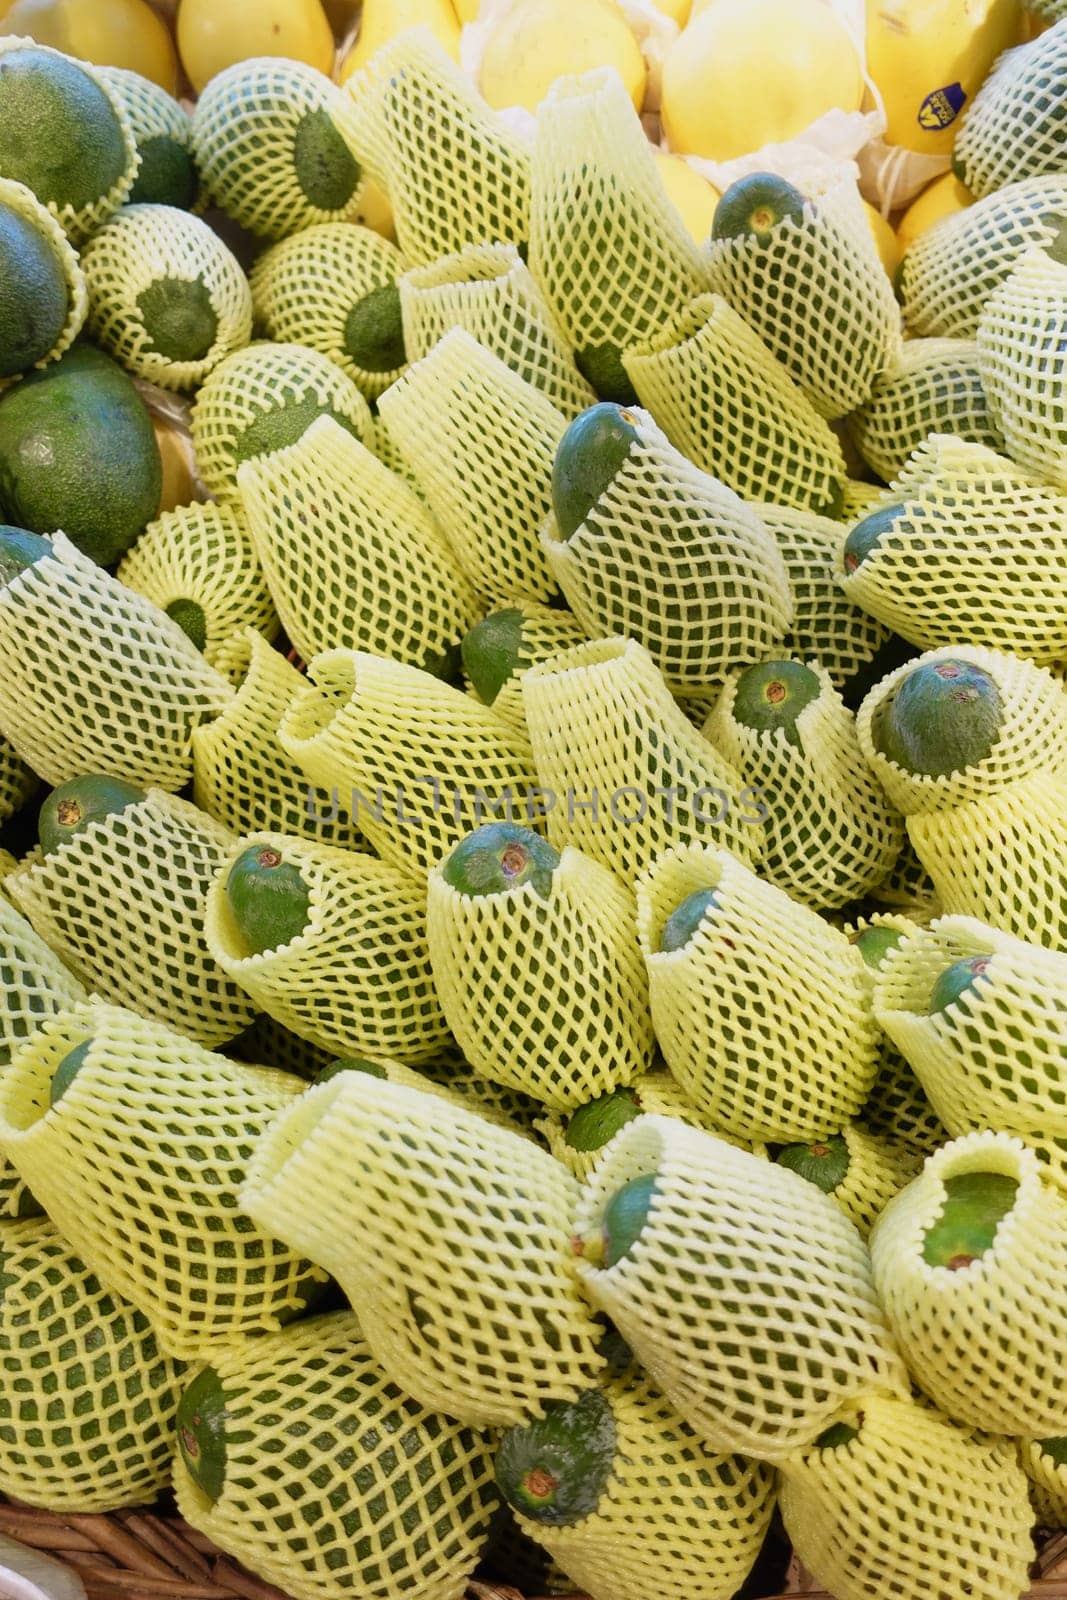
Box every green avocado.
[0,201,69,379]
[921,1171,1018,1271]
[1045,216,1067,269]
[176,1366,228,1505]
[461,609,526,707]
[850,925,905,971]
[441,823,560,899]
[1038,1438,1067,1467]
[712,172,807,243]
[137,275,218,363]
[552,402,641,540]
[815,1419,861,1449]
[312,1057,389,1086]
[165,597,208,653]
[49,1037,92,1107]
[843,503,907,574]
[871,659,1002,778]
[39,774,145,856]
[659,888,720,953]
[232,396,364,472]
[574,342,637,406]
[226,843,312,957]
[0,525,49,586]
[928,953,993,1016]
[129,135,199,209]
[565,1087,642,1152]
[0,47,130,215]
[732,659,822,748]
[344,282,405,373]
[495,1388,616,1526]
[601,1172,658,1269]
[292,108,361,213]
[776,1135,851,1194]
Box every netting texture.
[898,174,1067,338]
[81,203,252,390]
[279,649,538,885]
[0,177,87,381]
[190,339,373,498]
[541,411,793,695]
[398,243,595,417]
[0,532,233,790]
[536,1067,734,1183]
[1020,1439,1067,1530]
[573,1116,906,1459]
[250,222,408,399]
[237,414,479,671]
[205,831,450,1064]
[870,1131,1067,1435]
[953,22,1067,197]
[0,1004,324,1360]
[192,58,367,241]
[811,1123,922,1239]
[174,1313,497,1600]
[241,1073,605,1427]
[378,328,565,604]
[420,1044,546,1141]
[0,1214,186,1512]
[0,733,35,831]
[978,246,1067,489]
[1034,0,1067,16]
[625,293,846,514]
[464,600,589,742]
[705,173,902,420]
[7,790,257,1048]
[637,845,880,1143]
[339,29,530,266]
[98,63,198,210]
[426,844,654,1111]
[704,663,904,909]
[778,1392,1035,1600]
[847,338,1004,483]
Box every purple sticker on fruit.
[918,82,968,131]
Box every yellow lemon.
[662,0,864,162]
[863,199,902,276]
[895,170,973,249]
[655,152,720,243]
[477,0,645,114]
[0,0,178,91]
[176,0,335,92]
[339,0,461,79]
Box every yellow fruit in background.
[153,416,202,515]
[662,0,864,162]
[866,0,1022,157]
[864,199,902,276]
[1,0,178,91]
[655,152,720,243]
[453,0,477,17]
[477,0,646,114]
[353,175,396,239]
[176,0,335,92]
[339,0,460,79]
[895,170,973,249]
[652,0,692,22]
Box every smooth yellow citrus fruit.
[477,0,645,114]
[339,0,460,78]
[655,152,720,244]
[864,199,901,276]
[0,0,178,92]
[176,0,334,92]
[895,171,973,250]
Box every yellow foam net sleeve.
[1034,0,1067,16]
[7,790,257,1048]
[0,178,86,382]
[241,1072,606,1426]
[0,1002,325,1361]
[521,638,764,886]
[507,1371,777,1600]
[205,831,450,1064]
[872,914,1067,1193]
[953,22,1067,198]
[979,245,1067,490]
[624,293,847,515]
[378,329,564,605]
[704,662,904,910]
[464,600,589,742]
[191,628,362,850]
[116,500,278,672]
[572,1115,907,1458]
[529,68,708,388]
[398,243,595,417]
[636,845,880,1143]
[189,338,373,499]
[778,1392,1035,1600]
[839,480,887,521]
[0,1214,186,1513]
[871,1131,1067,1435]
[0,40,138,245]
[1020,1440,1067,1530]
[810,1123,922,1240]
[173,1312,498,1600]
[191,59,366,241]
[856,645,1067,946]
[249,222,408,400]
[279,648,538,885]
[419,1043,547,1141]
[705,172,902,421]
[0,532,233,790]
[847,338,1004,483]
[841,435,1067,663]
[898,174,1067,338]
[541,412,793,697]
[0,737,35,830]
[237,415,479,671]
[426,844,653,1111]
[97,65,197,206]
[339,29,530,266]
[81,203,252,392]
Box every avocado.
[815,1419,860,1449]
[344,282,405,374]
[843,503,906,573]
[712,173,807,243]
[137,275,218,364]
[39,774,145,856]
[312,1057,389,1086]
[872,659,1002,778]
[129,136,199,210]
[441,823,560,899]
[574,342,637,406]
[292,108,361,213]
[232,397,364,473]
[1045,216,1067,269]
[1038,1438,1067,1467]
[659,888,720,953]
[565,1087,642,1152]
[461,609,526,706]
[732,659,822,748]
[0,47,130,215]
[0,525,49,587]
[776,1135,851,1193]
[495,1388,616,1526]
[921,1171,1018,1271]
[850,925,905,971]
[0,201,69,378]
[226,844,312,957]
[601,1172,658,1268]
[49,1037,92,1107]
[552,402,641,541]
[0,344,163,566]
[928,954,993,1016]
[176,1366,228,1505]
[165,597,208,653]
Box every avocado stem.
[523,1467,559,1502]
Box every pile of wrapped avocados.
[0,12,1065,1600]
